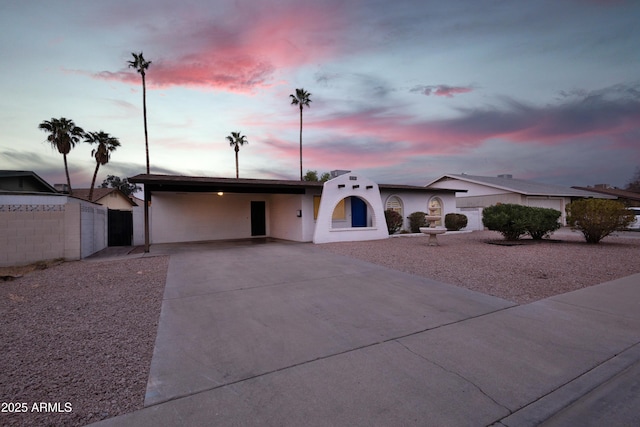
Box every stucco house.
[0,170,59,193]
[129,171,460,246]
[426,174,613,230]
[72,187,138,210]
[571,185,640,207]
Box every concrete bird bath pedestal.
[419,214,446,246]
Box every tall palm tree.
[84,131,121,201]
[38,117,85,194]
[289,88,312,180]
[128,52,152,174]
[226,131,248,178]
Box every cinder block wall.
[0,205,68,267]
[0,201,106,267]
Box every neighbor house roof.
[572,186,640,203]
[0,170,58,193]
[425,174,613,198]
[72,188,138,206]
[129,174,460,195]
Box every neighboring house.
[129,171,460,246]
[72,188,138,210]
[425,174,613,230]
[0,171,107,266]
[72,188,140,246]
[571,185,640,207]
[0,170,59,193]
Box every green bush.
[482,204,530,240]
[407,211,427,233]
[523,207,562,240]
[384,209,403,234]
[566,199,635,244]
[482,204,562,240]
[445,213,468,231]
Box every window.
[332,198,346,220]
[385,196,403,215]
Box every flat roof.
[129,174,461,195]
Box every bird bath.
[419,215,446,246]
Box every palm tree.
[226,131,248,178]
[128,52,152,174]
[38,117,85,194]
[289,88,312,180]
[84,131,121,201]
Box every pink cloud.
[92,2,349,92]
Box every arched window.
[385,196,403,217]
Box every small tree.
[408,211,427,233]
[482,204,529,240]
[100,175,141,197]
[385,209,403,234]
[566,199,635,244]
[524,207,562,240]
[303,170,331,182]
[445,213,468,231]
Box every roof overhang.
[129,174,323,195]
[129,174,465,196]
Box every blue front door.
[351,197,367,227]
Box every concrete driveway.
[92,239,640,426]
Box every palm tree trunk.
[142,73,150,174]
[89,162,100,201]
[299,106,303,181]
[235,147,240,179]
[63,153,72,195]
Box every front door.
[351,197,367,227]
[251,201,266,236]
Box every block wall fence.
[0,202,107,267]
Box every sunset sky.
[1,0,639,191]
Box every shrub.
[482,204,530,240]
[445,213,468,231]
[384,209,403,234]
[523,207,562,240]
[566,199,635,244]
[407,211,427,233]
[483,204,562,240]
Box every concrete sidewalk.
[91,240,640,426]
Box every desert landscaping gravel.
[1,229,639,426]
[320,229,640,304]
[1,255,168,427]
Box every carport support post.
[144,185,150,253]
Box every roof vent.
[497,174,513,179]
[330,170,351,178]
[54,183,70,193]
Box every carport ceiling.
[129,174,323,194]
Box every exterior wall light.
[217,192,224,196]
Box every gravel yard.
[1,229,638,426]
[319,229,640,304]
[0,255,168,427]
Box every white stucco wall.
[313,173,388,244]
[269,194,304,242]
[380,190,458,232]
[95,193,134,211]
[150,192,272,244]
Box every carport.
[128,174,324,247]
